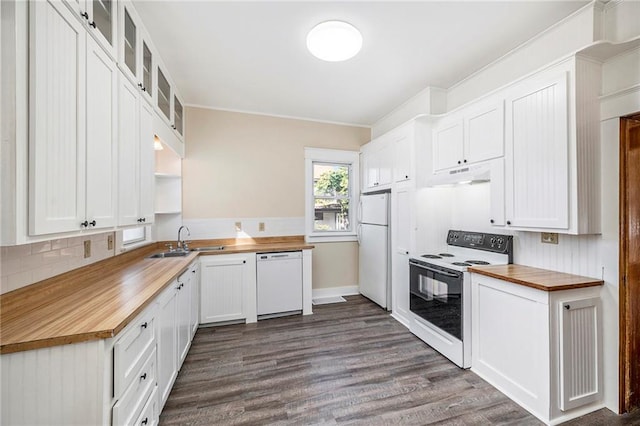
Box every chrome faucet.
[177,226,190,251]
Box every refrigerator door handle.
[357,224,362,245]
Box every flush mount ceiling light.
[306,21,363,62]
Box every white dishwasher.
[256,251,303,317]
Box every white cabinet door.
[29,0,86,235]
[138,100,155,224]
[189,262,200,337]
[392,187,413,322]
[85,35,117,229]
[393,131,412,183]
[200,255,247,324]
[156,283,178,409]
[176,271,191,365]
[505,72,569,229]
[376,143,393,187]
[432,120,464,172]
[117,76,141,226]
[465,101,504,164]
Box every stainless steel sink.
[190,246,225,252]
[148,251,191,259]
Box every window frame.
[305,148,359,243]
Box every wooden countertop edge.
[0,239,314,354]
[468,266,604,291]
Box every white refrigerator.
[358,193,390,309]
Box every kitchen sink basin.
[148,251,191,259]
[190,246,225,252]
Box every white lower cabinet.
[471,273,603,425]
[176,268,193,365]
[200,253,257,324]
[391,186,414,327]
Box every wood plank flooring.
[161,296,640,425]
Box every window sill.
[306,233,358,243]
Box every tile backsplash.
[0,232,115,294]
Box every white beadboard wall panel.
[182,217,305,240]
[0,231,115,294]
[603,0,640,42]
[1,340,108,425]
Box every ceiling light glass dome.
[306,21,363,62]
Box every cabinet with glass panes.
[62,0,117,58]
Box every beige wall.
[184,107,370,290]
[183,107,370,218]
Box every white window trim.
[305,147,359,243]
[115,225,154,253]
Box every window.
[122,226,146,245]
[305,148,359,242]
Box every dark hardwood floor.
[161,296,640,425]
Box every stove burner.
[421,254,442,259]
[452,262,471,266]
[438,253,454,257]
[466,260,491,265]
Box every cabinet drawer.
[134,386,159,426]
[114,305,156,397]
[113,348,157,426]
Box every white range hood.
[426,162,491,186]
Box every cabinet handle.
[89,220,96,227]
[490,219,494,224]
[89,21,96,28]
[506,220,512,225]
[142,87,147,92]
[80,220,89,228]
[138,83,143,88]
[80,11,89,20]
[565,305,571,310]
[140,372,147,381]
[141,322,148,329]
[141,418,148,425]
[142,218,146,223]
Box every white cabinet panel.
[465,102,504,164]
[392,187,414,326]
[176,270,191,365]
[393,131,412,183]
[139,100,156,223]
[29,0,86,235]
[156,282,178,408]
[189,262,200,337]
[505,72,569,229]
[200,254,253,324]
[432,120,464,172]
[85,35,117,229]
[118,76,141,226]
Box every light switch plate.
[84,240,91,258]
[235,222,242,231]
[259,222,265,232]
[541,232,558,244]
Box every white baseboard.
[312,285,359,299]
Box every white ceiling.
[133,1,589,127]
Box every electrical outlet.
[541,232,558,245]
[235,221,242,231]
[107,234,114,251]
[259,222,265,232]
[84,240,91,258]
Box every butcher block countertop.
[0,236,313,355]
[468,264,604,292]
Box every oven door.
[409,260,463,340]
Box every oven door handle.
[410,262,460,278]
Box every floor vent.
[312,296,346,305]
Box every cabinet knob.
[140,373,147,381]
[141,322,148,329]
[506,220,512,225]
[80,220,89,228]
[89,21,96,28]
[142,218,146,223]
[405,175,409,179]
[565,305,571,310]
[457,160,461,164]
[80,11,89,20]
[463,159,467,163]
[490,219,494,224]
[142,87,147,92]
[89,220,96,227]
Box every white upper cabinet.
[63,0,117,58]
[433,100,504,172]
[361,138,392,192]
[432,119,464,172]
[29,0,116,235]
[118,1,155,103]
[118,75,155,227]
[505,72,569,230]
[501,56,601,234]
[155,58,186,143]
[156,65,172,125]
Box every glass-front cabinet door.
[173,95,183,137]
[140,40,153,101]
[123,7,137,78]
[62,0,116,57]
[157,67,172,123]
